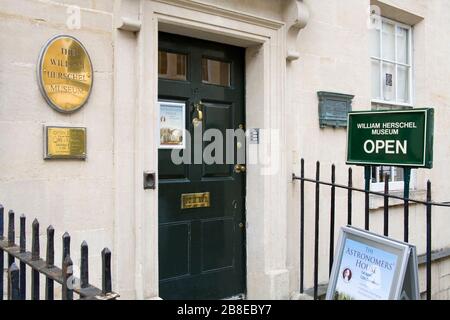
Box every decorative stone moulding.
[117,17,142,32]
[317,91,355,128]
[283,0,310,61]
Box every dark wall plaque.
[318,91,355,128]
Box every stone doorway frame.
[114,0,307,299]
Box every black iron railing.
[0,206,119,300]
[292,159,450,300]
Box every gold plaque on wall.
[38,35,93,113]
[44,126,86,159]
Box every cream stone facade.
[0,0,449,300]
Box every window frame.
[371,16,413,107]
[158,49,189,82]
[201,56,232,87]
[370,166,416,192]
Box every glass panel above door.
[202,58,231,86]
[158,51,187,81]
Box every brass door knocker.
[192,101,203,127]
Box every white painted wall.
[0,0,114,296]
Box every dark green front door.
[158,32,246,300]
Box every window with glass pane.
[158,51,187,81]
[370,18,412,105]
[371,166,404,183]
[370,166,411,191]
[202,58,231,87]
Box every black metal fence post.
[347,168,352,225]
[62,232,70,267]
[426,180,432,300]
[8,263,20,300]
[102,248,112,294]
[62,255,73,300]
[8,210,15,267]
[45,226,54,300]
[403,168,411,242]
[81,241,89,289]
[31,219,40,300]
[364,166,371,230]
[313,161,320,300]
[19,215,26,300]
[300,158,305,294]
[384,174,389,237]
[7,210,14,300]
[329,164,336,275]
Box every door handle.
[192,102,203,127]
[234,164,246,173]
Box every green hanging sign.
[346,108,434,168]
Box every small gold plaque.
[45,126,86,159]
[38,35,93,113]
[181,192,210,209]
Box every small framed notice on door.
[158,101,186,149]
